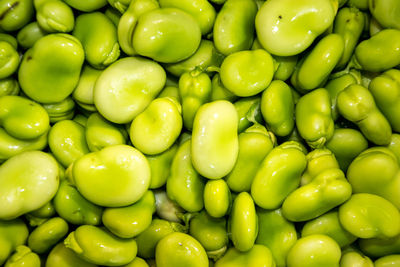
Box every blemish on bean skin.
[0,1,20,20]
[278,15,282,19]
[26,56,32,61]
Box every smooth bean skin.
[136,219,185,259]
[4,245,40,267]
[339,193,400,239]
[0,0,34,32]
[155,232,209,267]
[226,124,274,193]
[94,57,166,124]
[337,84,392,145]
[27,217,69,254]
[72,65,102,109]
[0,95,49,140]
[368,69,400,132]
[16,22,47,49]
[261,80,294,136]
[213,0,257,56]
[71,145,150,207]
[102,190,155,238]
[272,56,298,81]
[154,187,184,222]
[133,8,201,63]
[353,29,400,72]
[18,34,84,103]
[0,33,18,49]
[256,208,297,267]
[179,70,212,130]
[204,179,231,218]
[234,96,262,133]
[339,251,374,267]
[64,225,137,266]
[347,147,400,208]
[53,179,103,225]
[215,244,275,267]
[108,0,132,13]
[121,257,149,267]
[29,201,55,219]
[0,219,29,266]
[73,12,120,69]
[211,74,238,102]
[230,192,258,252]
[251,141,307,210]
[0,41,19,79]
[147,143,178,189]
[286,235,341,267]
[301,211,357,247]
[388,134,400,164]
[369,0,400,30]
[0,151,59,220]
[35,0,74,33]
[189,210,228,254]
[295,88,335,149]
[291,34,344,91]
[166,139,205,212]
[359,235,400,258]
[48,120,90,168]
[374,255,400,267]
[130,97,182,155]
[43,97,76,123]
[300,148,340,186]
[166,40,224,77]
[64,0,108,11]
[0,77,19,97]
[159,0,216,35]
[220,49,274,97]
[283,168,352,222]
[192,100,238,179]
[46,242,97,267]
[256,0,337,56]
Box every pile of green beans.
[0,0,400,266]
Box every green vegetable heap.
[0,0,400,266]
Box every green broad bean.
[220,49,275,97]
[251,141,307,210]
[64,0,108,11]
[388,134,400,164]
[121,257,149,267]
[291,34,344,91]
[159,0,216,35]
[295,88,335,149]
[347,0,368,10]
[35,0,74,33]
[179,69,212,130]
[105,6,121,26]
[0,41,19,79]
[72,65,102,109]
[0,219,29,266]
[192,100,239,179]
[48,120,89,168]
[283,168,352,222]
[108,0,132,13]
[4,246,40,267]
[73,12,120,69]
[133,8,201,63]
[369,0,400,30]
[42,97,75,123]
[53,179,103,225]
[18,33,85,104]
[147,143,178,189]
[64,225,137,266]
[325,128,368,171]
[28,201,55,219]
[155,232,209,267]
[256,0,337,56]
[211,74,238,102]
[94,57,166,124]
[136,218,185,259]
[86,113,127,152]
[353,29,400,72]
[368,69,400,132]
[102,190,155,238]
[46,242,97,267]
[374,255,400,267]
[0,33,17,49]
[71,144,150,207]
[339,250,374,267]
[333,7,365,70]
[233,96,262,133]
[189,211,228,257]
[214,244,275,267]
[301,211,357,247]
[0,0,34,32]
[0,151,59,220]
[154,190,184,222]
[359,235,400,258]
[256,208,297,267]
[157,86,180,101]
[0,77,19,97]
[286,235,341,267]
[165,40,224,77]
[27,217,69,254]
[339,193,400,238]
[166,139,205,212]
[272,55,298,81]
[261,80,294,136]
[213,0,257,56]
[16,22,47,49]
[369,17,383,36]
[226,124,274,192]
[229,192,258,252]
[204,179,231,218]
